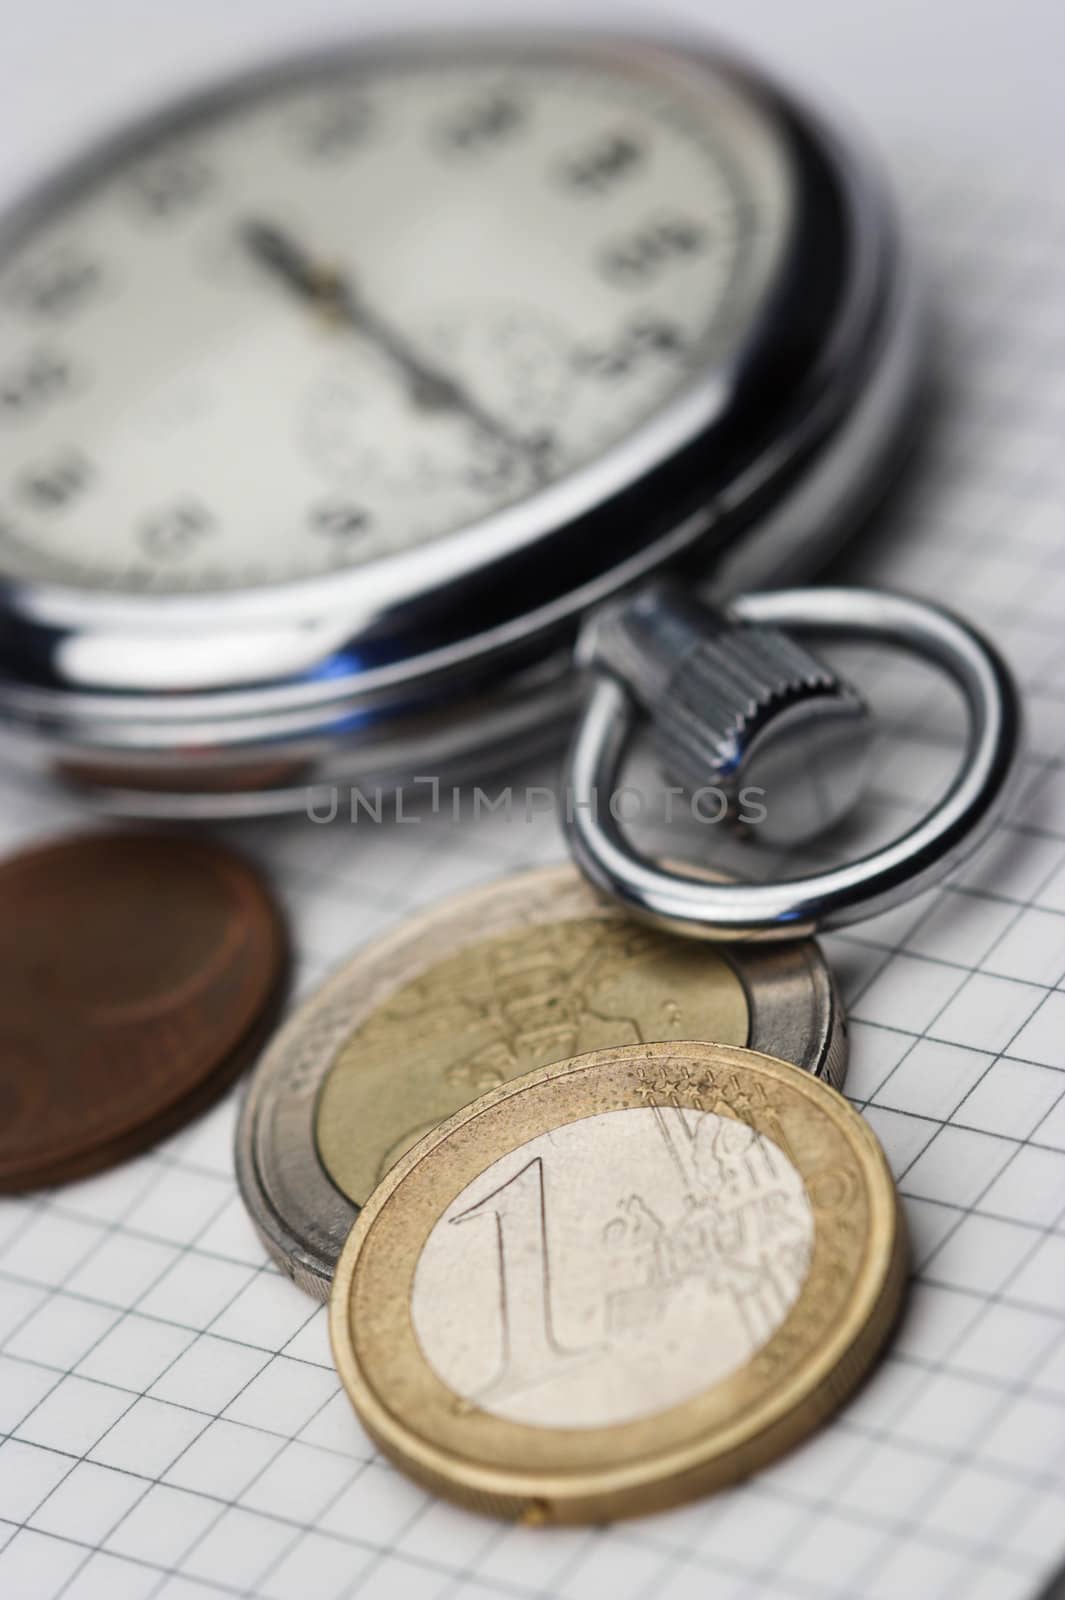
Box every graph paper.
[0,139,1064,1600]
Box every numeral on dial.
[17,450,92,511]
[435,93,524,155]
[600,215,707,287]
[575,316,685,380]
[139,500,214,559]
[309,502,372,539]
[0,350,72,421]
[559,131,644,194]
[5,247,103,319]
[292,94,375,161]
[127,151,214,219]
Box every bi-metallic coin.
[330,1040,906,1523]
[236,863,845,1297]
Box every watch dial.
[0,50,793,593]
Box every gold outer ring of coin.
[330,1041,907,1525]
[236,863,846,1298]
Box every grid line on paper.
[0,160,1063,1600]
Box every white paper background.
[1,5,1064,1599]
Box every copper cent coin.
[0,833,287,1190]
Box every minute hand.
[242,219,547,464]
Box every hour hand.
[240,219,336,305]
[240,216,449,396]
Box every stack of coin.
[0,833,287,1190]
[236,861,907,1519]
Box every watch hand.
[241,220,469,410]
[241,219,554,473]
[240,218,330,304]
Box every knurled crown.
[651,623,845,784]
[581,582,874,844]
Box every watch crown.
[580,582,874,845]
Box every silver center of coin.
[411,1106,814,1428]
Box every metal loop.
[563,587,1022,939]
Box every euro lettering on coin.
[329,1040,906,1523]
[236,864,846,1296]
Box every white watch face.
[0,48,793,594]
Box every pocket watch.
[0,30,920,818]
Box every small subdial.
[423,302,573,428]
